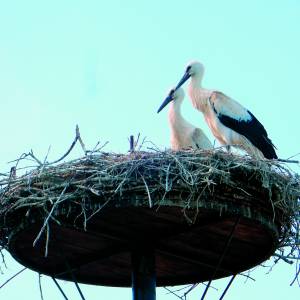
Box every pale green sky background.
[0,0,299,299]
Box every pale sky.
[0,0,300,299]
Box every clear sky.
[0,0,299,299]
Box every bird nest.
[0,150,299,280]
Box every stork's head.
[175,61,205,90]
[157,87,184,113]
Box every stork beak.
[157,93,174,113]
[175,70,191,90]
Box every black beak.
[175,70,191,90]
[157,93,174,113]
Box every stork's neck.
[168,100,188,128]
[192,73,203,86]
[169,99,183,115]
[188,77,213,113]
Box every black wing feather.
[213,106,277,159]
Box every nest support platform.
[8,204,278,287]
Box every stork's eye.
[186,65,192,72]
[168,89,175,98]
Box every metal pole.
[200,216,241,300]
[219,274,237,300]
[131,248,156,300]
[51,277,69,300]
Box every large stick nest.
[0,150,299,270]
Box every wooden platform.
[8,204,279,287]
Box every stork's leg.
[226,145,231,153]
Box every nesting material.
[0,150,299,285]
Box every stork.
[172,61,277,159]
[157,87,213,151]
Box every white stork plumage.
[157,88,213,151]
[173,61,277,159]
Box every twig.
[86,140,109,154]
[165,284,195,294]
[239,272,255,282]
[7,126,85,169]
[38,145,52,175]
[144,140,161,151]
[290,264,300,286]
[183,283,199,299]
[274,253,294,264]
[165,163,171,192]
[277,158,299,164]
[0,250,7,269]
[76,125,87,155]
[137,136,147,151]
[44,222,50,257]
[49,126,81,165]
[85,197,112,222]
[38,273,44,300]
[163,287,183,300]
[33,184,69,248]
[287,152,300,160]
[0,267,26,289]
[9,167,16,179]
[43,146,51,165]
[140,173,152,208]
[94,140,109,152]
[29,150,43,166]
[8,151,42,167]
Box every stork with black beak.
[171,61,277,159]
[158,87,213,151]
